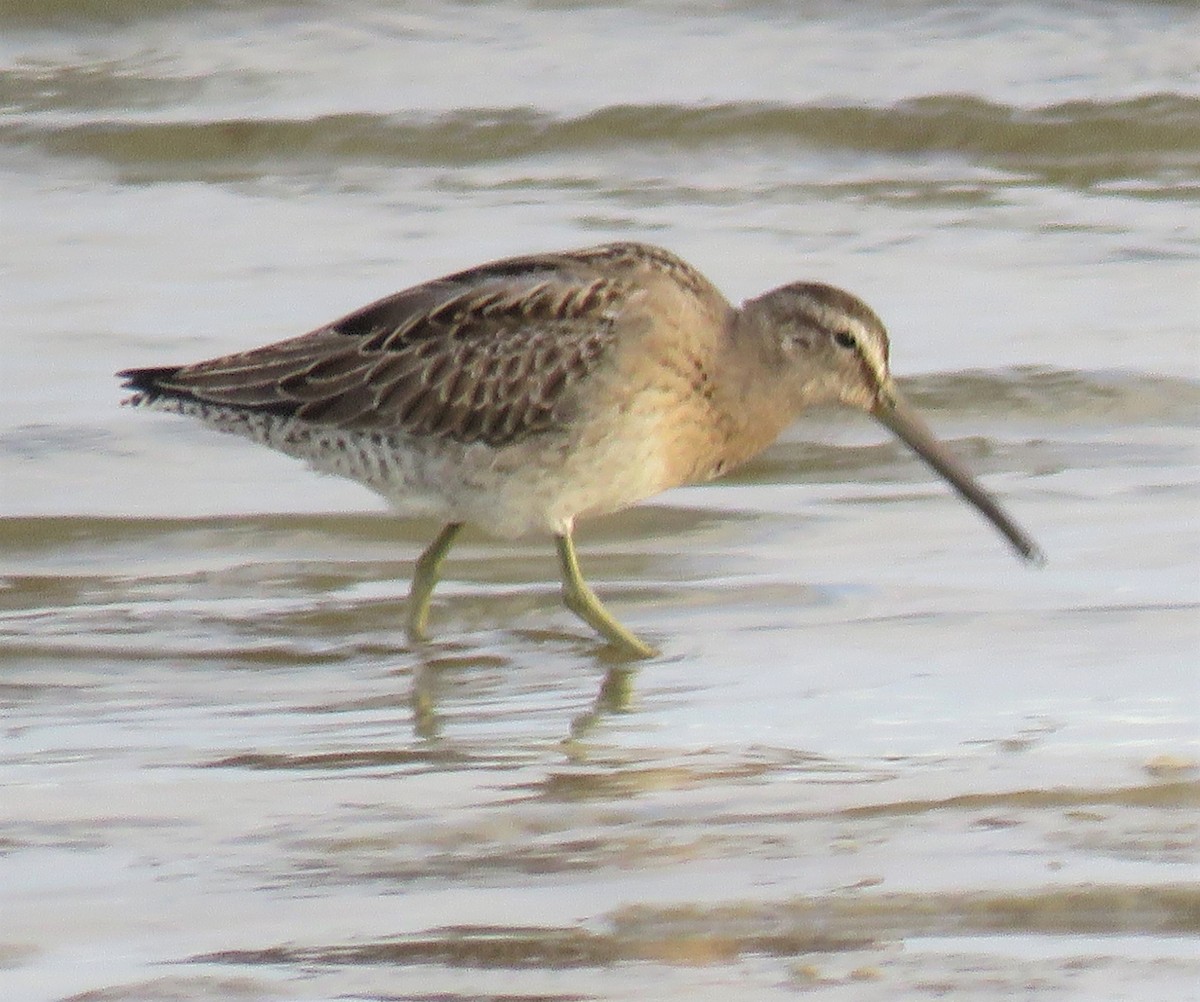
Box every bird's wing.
[119,243,716,446]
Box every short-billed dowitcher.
[120,241,1042,658]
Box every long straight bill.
[873,388,1044,565]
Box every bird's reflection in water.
[404,637,639,744]
[567,662,637,742]
[409,656,441,741]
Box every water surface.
[2,2,1198,1000]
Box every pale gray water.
[1,2,1199,1000]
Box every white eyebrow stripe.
[851,319,890,392]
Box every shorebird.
[119,241,1042,658]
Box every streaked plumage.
[120,241,1041,657]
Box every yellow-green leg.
[554,532,657,659]
[406,521,464,643]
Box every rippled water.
[2,2,1199,1000]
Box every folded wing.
[119,249,646,447]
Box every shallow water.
[2,2,1199,1000]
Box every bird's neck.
[655,311,798,485]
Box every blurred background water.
[1,2,1198,1000]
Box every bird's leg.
[406,521,464,643]
[554,531,657,659]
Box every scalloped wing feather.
[119,242,726,446]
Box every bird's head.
[744,281,892,412]
[741,282,1043,564]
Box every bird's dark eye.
[833,330,856,349]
